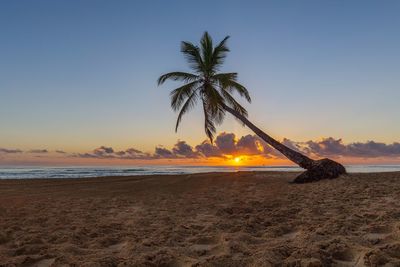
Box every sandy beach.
[1,172,400,266]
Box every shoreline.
[1,171,400,266]
[1,170,292,181]
[1,167,400,181]
[0,170,400,181]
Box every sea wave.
[0,165,399,179]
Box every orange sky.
[1,151,399,167]
[1,131,400,166]
[1,2,400,167]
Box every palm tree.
[158,32,346,183]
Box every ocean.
[0,165,400,179]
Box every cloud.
[303,138,347,157]
[154,146,174,158]
[122,148,152,159]
[195,141,221,157]
[236,135,264,155]
[126,148,142,155]
[215,132,237,154]
[115,151,126,156]
[55,150,66,154]
[282,138,304,152]
[93,146,114,157]
[73,153,99,159]
[0,148,23,153]
[277,138,400,159]
[74,146,152,160]
[172,141,198,158]
[346,141,400,158]
[35,133,400,161]
[28,149,48,154]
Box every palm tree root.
[292,158,346,183]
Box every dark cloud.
[212,134,400,159]
[0,148,23,153]
[304,138,347,157]
[195,141,221,157]
[75,153,99,159]
[346,141,400,158]
[65,133,400,161]
[154,146,174,158]
[236,135,263,155]
[195,133,284,159]
[282,138,304,153]
[122,148,152,159]
[172,141,198,158]
[74,146,116,159]
[74,146,151,160]
[215,132,237,154]
[55,150,66,154]
[115,151,126,156]
[93,146,114,157]
[28,149,48,154]
[126,148,143,155]
[277,138,400,159]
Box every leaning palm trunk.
[223,104,346,183]
[159,32,346,183]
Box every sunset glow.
[2,2,400,266]
[0,1,399,166]
[228,155,250,165]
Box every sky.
[0,0,399,166]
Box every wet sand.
[1,171,400,266]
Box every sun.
[229,155,247,165]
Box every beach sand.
[1,171,400,266]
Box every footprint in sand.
[106,241,130,257]
[364,225,393,245]
[363,243,400,266]
[107,241,127,251]
[188,235,227,260]
[332,248,367,267]
[272,226,299,240]
[364,232,391,244]
[190,243,218,256]
[281,230,300,240]
[28,258,56,267]
[381,242,400,259]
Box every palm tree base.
[292,158,346,183]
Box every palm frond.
[201,85,225,116]
[221,90,248,117]
[202,100,217,142]
[212,72,238,84]
[213,106,226,125]
[201,85,226,126]
[157,72,198,85]
[219,79,251,103]
[170,81,198,111]
[175,90,198,132]
[212,36,230,71]
[181,41,204,73]
[158,32,252,143]
[200,32,214,72]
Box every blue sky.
[0,0,399,158]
